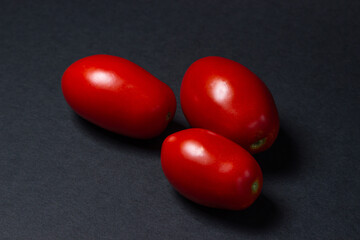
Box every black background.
[1,0,359,239]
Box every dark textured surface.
[1,0,359,239]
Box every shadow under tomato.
[72,113,187,152]
[173,190,281,232]
[255,126,299,176]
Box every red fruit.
[62,54,176,139]
[161,128,263,210]
[181,56,279,154]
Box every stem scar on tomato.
[250,137,267,151]
[251,179,260,194]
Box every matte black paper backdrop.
[0,0,359,239]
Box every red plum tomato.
[61,54,176,139]
[180,56,279,154]
[161,128,263,210]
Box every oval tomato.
[180,56,279,154]
[161,128,263,210]
[62,54,176,139]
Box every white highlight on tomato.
[219,162,233,173]
[209,78,233,105]
[248,114,266,129]
[87,69,119,88]
[181,140,212,165]
[167,136,177,142]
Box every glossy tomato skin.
[161,128,263,210]
[62,54,176,139]
[180,56,279,154]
